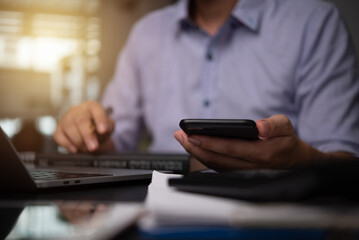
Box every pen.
[105,106,113,117]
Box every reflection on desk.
[0,178,149,240]
[5,201,144,240]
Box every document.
[140,171,359,230]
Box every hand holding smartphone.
[180,119,258,140]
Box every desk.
[0,179,150,240]
[2,175,359,240]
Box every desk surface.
[0,179,150,240]
[2,176,359,240]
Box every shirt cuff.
[314,141,359,158]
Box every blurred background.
[0,0,358,152]
[0,0,173,152]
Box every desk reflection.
[5,201,143,240]
[56,201,108,228]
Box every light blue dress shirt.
[102,0,359,155]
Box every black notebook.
[169,159,359,203]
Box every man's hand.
[54,101,115,153]
[174,115,339,170]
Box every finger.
[174,130,186,145]
[76,115,100,152]
[187,134,297,167]
[87,102,110,134]
[192,147,258,170]
[54,106,88,152]
[53,127,78,153]
[175,129,263,162]
[96,118,115,145]
[174,130,258,170]
[61,121,87,150]
[257,114,295,138]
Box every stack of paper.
[138,171,359,239]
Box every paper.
[140,171,359,230]
[144,171,243,226]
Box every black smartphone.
[179,119,259,140]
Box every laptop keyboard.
[30,170,110,180]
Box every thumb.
[257,114,295,138]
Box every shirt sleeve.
[101,24,144,152]
[294,3,359,156]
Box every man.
[54,0,359,170]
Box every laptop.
[0,126,154,191]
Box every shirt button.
[203,100,210,107]
[206,52,213,61]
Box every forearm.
[298,140,356,168]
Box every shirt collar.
[232,0,263,32]
[173,0,190,24]
[174,0,263,32]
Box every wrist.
[296,140,354,167]
[294,140,327,167]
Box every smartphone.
[179,119,258,140]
